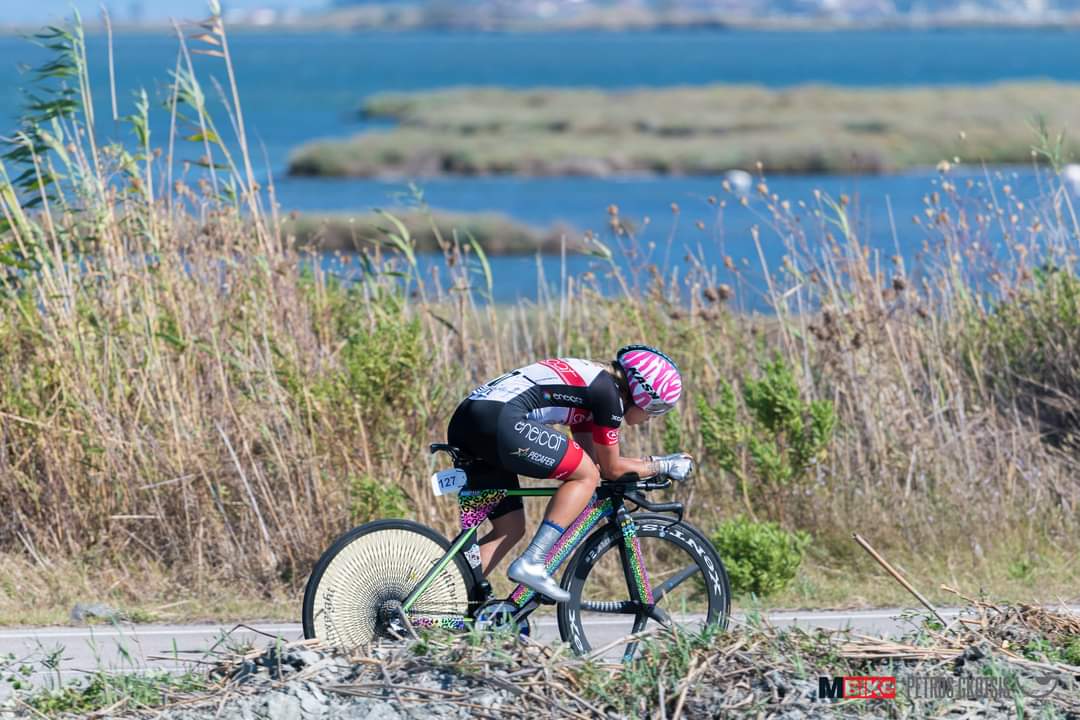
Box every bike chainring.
[474,600,532,636]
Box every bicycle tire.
[557,513,731,658]
[302,519,480,647]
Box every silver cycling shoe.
[507,557,570,603]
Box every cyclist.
[446,344,692,602]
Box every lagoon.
[0,28,1070,301]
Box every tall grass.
[0,8,1078,613]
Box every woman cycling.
[446,344,692,602]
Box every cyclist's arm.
[571,421,652,478]
[583,373,662,479]
[594,442,661,480]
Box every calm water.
[0,29,1072,302]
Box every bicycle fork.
[616,506,657,661]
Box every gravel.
[3,602,1079,719]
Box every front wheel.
[303,519,479,648]
[557,513,731,659]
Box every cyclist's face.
[625,405,650,426]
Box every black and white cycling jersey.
[466,358,624,447]
[445,358,626,519]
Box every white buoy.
[723,169,753,196]
[1062,164,1080,195]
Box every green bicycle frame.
[402,485,654,616]
[401,488,556,612]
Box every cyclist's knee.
[567,457,600,488]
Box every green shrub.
[348,474,410,523]
[1021,633,1080,666]
[711,515,810,597]
[1064,636,1080,666]
[309,286,426,433]
[698,353,836,519]
[661,409,683,455]
[23,669,208,715]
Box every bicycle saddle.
[429,443,472,466]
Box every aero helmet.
[616,344,682,415]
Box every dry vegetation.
[289,82,1080,177]
[0,13,1079,624]
[7,597,1079,718]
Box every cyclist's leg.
[448,400,525,574]
[467,461,525,575]
[542,450,599,529]
[495,417,598,526]
[457,462,525,574]
[478,506,525,575]
[497,416,594,601]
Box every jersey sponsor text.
[514,420,566,451]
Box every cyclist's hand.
[649,453,694,482]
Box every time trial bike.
[302,443,731,661]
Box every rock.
[70,602,122,623]
[475,691,499,708]
[294,683,325,718]
[765,668,792,697]
[290,650,322,668]
[363,701,401,720]
[266,692,302,720]
[231,659,260,682]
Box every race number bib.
[431,468,468,496]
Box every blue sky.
[1,1,329,25]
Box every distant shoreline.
[287,82,1080,179]
[286,210,581,255]
[6,15,1080,35]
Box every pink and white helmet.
[617,344,682,416]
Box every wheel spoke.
[653,564,699,602]
[303,522,474,648]
[580,600,639,614]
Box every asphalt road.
[2,606,1078,699]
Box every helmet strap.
[608,360,631,402]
